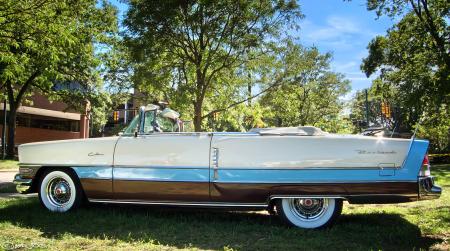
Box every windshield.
[123,114,140,135]
[122,110,181,135]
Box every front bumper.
[418,176,441,200]
[13,174,33,194]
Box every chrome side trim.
[18,163,387,170]
[89,194,417,208]
[113,178,208,183]
[212,148,219,180]
[88,199,268,208]
[20,163,111,167]
[212,180,417,184]
[113,165,209,169]
[215,166,382,170]
[80,175,417,184]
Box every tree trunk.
[4,71,39,159]
[6,102,17,159]
[193,66,206,132]
[193,102,203,132]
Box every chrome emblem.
[88,152,104,157]
[356,150,397,154]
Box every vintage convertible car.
[14,104,441,229]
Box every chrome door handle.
[212,148,219,180]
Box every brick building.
[0,93,90,145]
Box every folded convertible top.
[249,126,327,136]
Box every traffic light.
[381,102,391,118]
[113,111,119,122]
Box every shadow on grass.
[0,198,443,250]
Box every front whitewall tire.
[39,170,82,212]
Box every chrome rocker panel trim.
[89,199,268,208]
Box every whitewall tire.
[276,198,342,229]
[39,169,82,212]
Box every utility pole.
[124,102,128,124]
[247,72,252,106]
[89,112,93,138]
[365,89,369,127]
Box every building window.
[16,114,79,132]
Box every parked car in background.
[14,105,441,229]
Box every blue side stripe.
[72,167,112,180]
[113,167,209,182]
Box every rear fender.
[401,139,429,178]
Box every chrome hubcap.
[46,177,71,207]
[289,198,328,221]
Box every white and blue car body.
[14,105,441,229]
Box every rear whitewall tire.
[39,169,82,212]
[276,198,342,229]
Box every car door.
[113,130,212,202]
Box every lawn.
[0,160,18,171]
[0,165,448,250]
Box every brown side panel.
[113,180,210,201]
[80,178,113,199]
[210,182,418,203]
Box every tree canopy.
[362,0,449,110]
[123,0,302,131]
[259,42,351,133]
[356,0,450,152]
[0,0,118,157]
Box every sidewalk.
[0,171,16,184]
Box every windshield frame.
[121,106,183,136]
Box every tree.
[259,43,352,133]
[123,0,302,131]
[362,0,449,113]
[360,0,449,150]
[0,0,118,158]
[366,0,449,70]
[417,105,450,153]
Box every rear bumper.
[418,176,441,200]
[13,174,33,194]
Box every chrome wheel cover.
[288,198,328,221]
[46,177,72,207]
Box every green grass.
[0,165,448,250]
[0,160,18,171]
